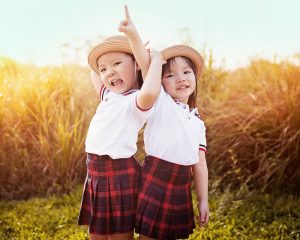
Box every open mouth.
[111,79,123,87]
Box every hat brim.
[88,37,132,75]
[161,45,203,78]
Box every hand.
[118,5,137,38]
[148,48,166,66]
[196,200,209,227]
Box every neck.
[132,78,140,89]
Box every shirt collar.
[108,89,139,97]
[123,89,139,95]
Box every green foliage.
[0,186,299,239]
[0,186,88,240]
[189,184,300,239]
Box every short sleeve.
[199,121,207,152]
[129,91,154,125]
[131,87,166,124]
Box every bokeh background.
[0,0,299,239]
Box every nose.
[176,74,186,83]
[106,68,115,78]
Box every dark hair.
[127,54,143,88]
[162,56,198,108]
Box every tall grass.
[1,56,299,199]
[0,58,97,199]
[204,60,300,192]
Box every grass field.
[0,185,299,240]
[0,56,299,239]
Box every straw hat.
[161,45,204,78]
[88,35,133,75]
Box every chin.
[114,84,127,93]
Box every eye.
[165,74,174,78]
[114,61,121,66]
[100,68,106,73]
[184,70,192,74]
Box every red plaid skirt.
[78,154,141,235]
[135,156,195,240]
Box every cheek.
[100,75,111,87]
[162,79,171,91]
[191,80,196,88]
[101,79,110,88]
[122,64,134,75]
[99,75,107,83]
[189,77,196,88]
[162,78,167,86]
[162,78,173,86]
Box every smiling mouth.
[111,79,123,87]
[176,85,189,90]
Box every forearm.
[118,5,150,79]
[136,58,162,110]
[141,59,161,95]
[128,33,150,79]
[90,71,104,95]
[192,155,208,202]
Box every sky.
[1,0,300,69]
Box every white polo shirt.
[144,88,207,166]
[85,88,153,159]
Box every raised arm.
[192,151,209,227]
[118,5,150,80]
[136,49,164,110]
[90,70,104,97]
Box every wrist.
[126,31,139,41]
[198,198,208,203]
[150,58,163,64]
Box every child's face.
[97,52,139,93]
[162,57,196,104]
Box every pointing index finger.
[124,5,131,20]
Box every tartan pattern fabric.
[135,156,195,240]
[78,154,141,235]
